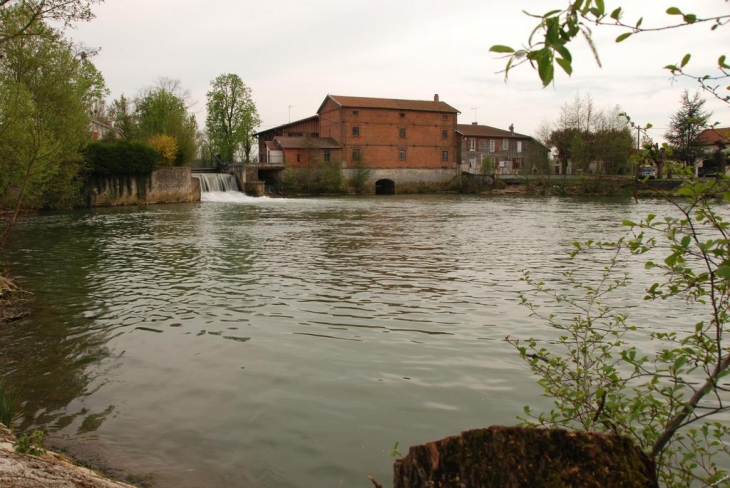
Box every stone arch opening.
[375,179,396,195]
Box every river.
[0,194,710,486]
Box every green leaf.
[490,45,515,54]
[681,235,691,248]
[719,55,729,69]
[715,266,730,279]
[680,53,691,68]
[666,7,682,15]
[609,7,622,20]
[683,14,697,23]
[542,9,562,18]
[556,57,573,76]
[594,0,605,16]
[635,17,643,29]
[538,56,555,86]
[615,32,632,43]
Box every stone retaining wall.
[88,167,200,207]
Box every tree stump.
[393,426,657,488]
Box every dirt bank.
[0,423,136,488]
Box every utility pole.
[288,105,295,123]
[471,107,478,123]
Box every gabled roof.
[319,95,459,114]
[254,115,319,137]
[274,136,340,150]
[456,123,531,139]
[697,127,730,147]
[265,140,280,150]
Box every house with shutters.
[456,122,541,175]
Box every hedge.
[83,141,159,176]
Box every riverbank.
[0,422,136,487]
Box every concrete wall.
[89,167,200,207]
[342,167,459,193]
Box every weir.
[193,173,241,193]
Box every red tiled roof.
[323,95,459,114]
[456,124,531,139]
[274,136,340,149]
[698,127,730,146]
[254,115,319,137]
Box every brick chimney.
[472,122,478,125]
[509,123,514,134]
[434,94,439,102]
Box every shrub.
[82,141,159,176]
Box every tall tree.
[0,9,106,247]
[205,73,260,163]
[664,89,711,167]
[135,79,197,166]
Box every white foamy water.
[201,191,269,202]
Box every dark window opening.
[442,129,448,140]
[399,149,406,161]
[352,126,360,137]
[324,149,331,162]
[441,150,449,162]
[352,149,360,161]
[399,127,406,138]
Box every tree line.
[0,0,261,249]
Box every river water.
[0,194,710,486]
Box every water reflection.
[0,195,701,488]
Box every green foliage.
[480,156,495,174]
[0,8,106,245]
[0,379,20,427]
[490,2,729,103]
[14,430,45,457]
[348,158,372,193]
[0,0,103,46]
[133,79,198,166]
[205,73,260,163]
[281,161,345,195]
[664,90,712,167]
[83,141,159,176]
[513,167,730,486]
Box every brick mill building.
[256,94,461,193]
[254,93,549,193]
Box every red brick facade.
[320,95,459,169]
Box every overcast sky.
[70,0,728,143]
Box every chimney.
[434,94,439,102]
[472,122,478,125]
[509,123,514,134]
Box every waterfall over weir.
[195,173,240,192]
[194,173,260,203]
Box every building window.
[324,149,331,162]
[296,154,301,163]
[352,126,360,137]
[442,129,448,140]
[352,148,360,161]
[399,127,406,138]
[441,150,449,162]
[489,139,495,152]
[442,115,448,121]
[399,149,406,161]
[503,138,509,151]
[469,138,476,151]
[517,141,523,153]
[400,112,406,118]
[353,110,359,116]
